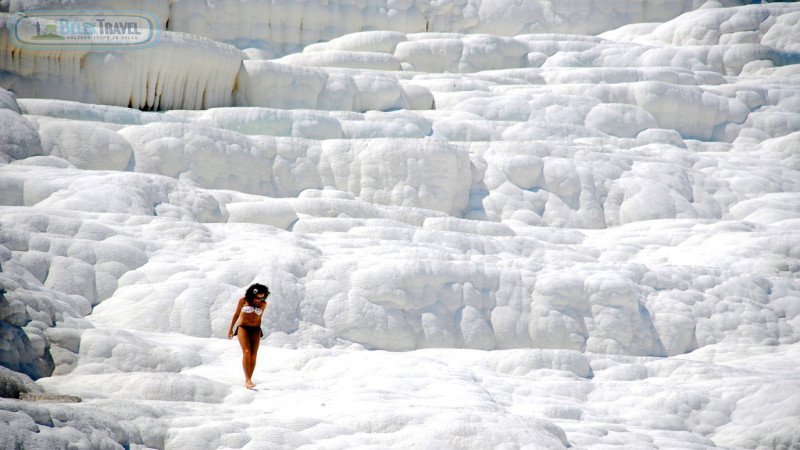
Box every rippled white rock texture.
[1,1,799,448]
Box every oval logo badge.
[10,10,161,50]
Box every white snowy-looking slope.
[1,2,800,449]
[165,0,752,53]
[4,2,782,111]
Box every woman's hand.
[227,329,233,339]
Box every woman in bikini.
[227,283,270,389]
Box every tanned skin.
[228,291,268,389]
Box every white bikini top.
[241,305,263,316]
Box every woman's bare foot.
[245,379,255,389]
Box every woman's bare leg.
[247,330,261,387]
[237,328,255,388]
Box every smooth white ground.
[1,1,799,449]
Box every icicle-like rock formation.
[0,22,243,110]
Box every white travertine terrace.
[1,1,799,449]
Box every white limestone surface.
[1,2,799,449]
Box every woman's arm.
[227,297,245,339]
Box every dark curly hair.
[245,283,270,306]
